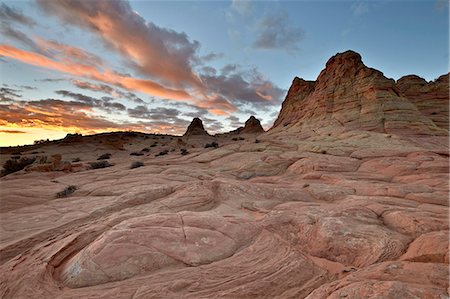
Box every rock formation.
[240,116,265,134]
[273,50,447,136]
[396,73,449,129]
[183,117,209,136]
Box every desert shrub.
[204,141,219,148]
[1,156,36,176]
[72,157,81,162]
[232,137,238,141]
[255,139,260,143]
[180,148,189,155]
[56,185,77,198]
[321,150,327,154]
[155,150,169,157]
[97,153,111,160]
[130,161,144,169]
[130,152,144,156]
[150,142,158,147]
[89,160,113,169]
[141,147,150,152]
[239,137,245,140]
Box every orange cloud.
[0,44,191,101]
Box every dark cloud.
[0,3,36,26]
[0,26,40,52]
[252,12,304,53]
[0,129,27,134]
[55,90,97,104]
[36,78,66,82]
[55,90,127,112]
[0,87,21,102]
[128,105,180,120]
[198,52,224,63]
[226,115,242,129]
[71,80,144,103]
[201,72,285,107]
[102,101,126,111]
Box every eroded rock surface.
[0,51,448,298]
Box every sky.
[0,0,448,147]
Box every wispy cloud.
[351,2,369,16]
[0,129,27,134]
[252,12,304,53]
[0,3,36,26]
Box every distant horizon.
[1,0,448,147]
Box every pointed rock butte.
[183,117,209,136]
[240,116,265,134]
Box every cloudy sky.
[0,0,448,146]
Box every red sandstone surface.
[0,51,448,298]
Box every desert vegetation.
[1,156,36,176]
[56,185,77,198]
[97,153,111,160]
[130,161,144,169]
[89,160,113,169]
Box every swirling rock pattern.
[0,51,448,298]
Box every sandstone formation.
[396,74,449,129]
[183,117,209,136]
[0,51,448,299]
[240,116,265,134]
[273,50,447,136]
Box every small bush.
[155,150,169,157]
[255,139,260,143]
[232,137,238,141]
[130,161,144,169]
[321,150,327,154]
[150,143,157,147]
[141,148,150,152]
[1,157,36,176]
[72,157,81,162]
[204,141,219,148]
[239,137,245,140]
[180,148,189,155]
[130,152,144,156]
[56,185,77,198]
[89,160,113,169]
[97,153,111,160]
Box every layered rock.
[240,116,265,134]
[273,50,447,135]
[183,117,209,136]
[396,74,449,129]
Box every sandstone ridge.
[273,50,448,136]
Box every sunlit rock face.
[396,73,449,130]
[273,50,447,136]
[0,51,448,299]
